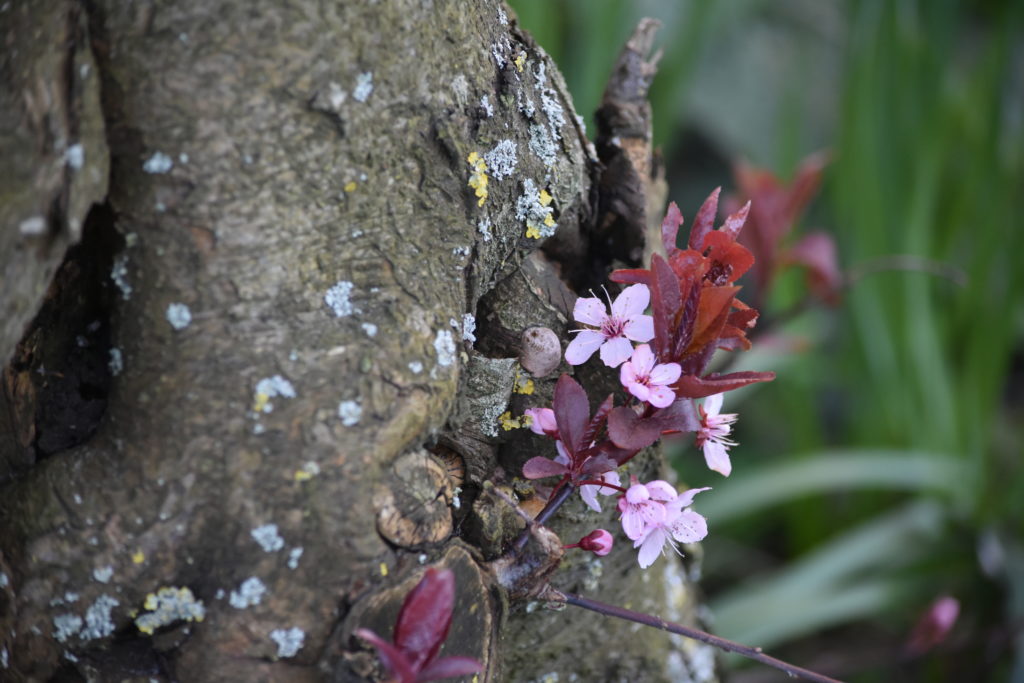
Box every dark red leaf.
[673,371,776,398]
[522,456,569,480]
[595,440,635,466]
[607,407,665,451]
[553,374,589,454]
[609,268,651,286]
[417,656,484,682]
[721,200,750,241]
[356,628,417,683]
[689,187,720,250]
[671,275,701,362]
[703,232,755,284]
[654,398,702,434]
[687,285,739,355]
[668,248,708,281]
[649,254,680,359]
[784,231,842,305]
[661,201,684,254]
[578,454,617,477]
[581,394,615,447]
[394,568,455,671]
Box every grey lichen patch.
[461,314,477,343]
[483,140,518,180]
[253,375,296,414]
[338,400,362,426]
[516,178,557,239]
[324,280,358,317]
[434,329,456,367]
[528,123,558,167]
[65,143,84,170]
[250,524,285,552]
[166,302,192,330]
[269,627,305,658]
[108,347,124,375]
[18,215,46,235]
[0,571,7,587]
[353,72,374,102]
[287,547,304,570]
[142,151,173,174]
[135,586,206,635]
[361,322,378,337]
[53,614,83,642]
[229,577,266,609]
[477,217,492,242]
[408,361,424,374]
[92,566,114,583]
[480,94,494,117]
[110,253,132,300]
[81,594,119,640]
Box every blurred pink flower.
[524,407,558,436]
[906,595,960,656]
[695,393,738,476]
[620,344,681,408]
[565,284,654,368]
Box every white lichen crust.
[269,626,306,658]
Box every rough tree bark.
[1,2,717,681]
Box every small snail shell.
[519,326,561,377]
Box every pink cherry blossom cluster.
[565,283,740,475]
[618,479,710,569]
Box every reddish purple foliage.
[356,568,482,682]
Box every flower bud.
[577,529,613,556]
[519,326,561,377]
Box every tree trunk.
[0,2,716,681]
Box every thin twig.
[544,588,846,683]
[510,482,575,552]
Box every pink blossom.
[579,470,622,513]
[617,478,677,540]
[524,407,558,436]
[574,529,614,556]
[632,487,710,569]
[695,393,738,476]
[619,344,681,408]
[565,284,654,368]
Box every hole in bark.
[2,202,121,468]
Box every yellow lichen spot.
[139,624,154,635]
[525,224,541,239]
[467,152,489,207]
[539,189,552,206]
[543,214,556,228]
[344,181,357,192]
[513,369,535,395]
[379,562,388,577]
[514,52,526,72]
[294,469,313,482]
[499,410,522,431]
[252,391,270,414]
[473,676,479,683]
[132,550,145,564]
[144,593,158,611]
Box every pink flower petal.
[628,381,651,403]
[621,507,647,540]
[574,296,608,327]
[565,330,605,365]
[703,440,732,476]
[703,393,724,417]
[525,407,557,435]
[623,315,654,342]
[672,486,711,509]
[649,361,682,386]
[630,344,656,375]
[645,480,678,502]
[647,385,676,408]
[669,509,708,544]
[599,336,634,367]
[620,360,639,387]
[611,284,650,318]
[636,527,668,568]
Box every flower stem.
[510,482,575,552]
[543,588,845,683]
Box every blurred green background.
[508,0,1024,680]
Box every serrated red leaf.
[687,286,739,355]
[649,254,680,359]
[689,187,720,250]
[607,407,664,451]
[581,394,615,447]
[553,374,589,454]
[721,200,750,241]
[522,456,569,480]
[661,201,684,254]
[394,569,455,671]
[673,371,776,398]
